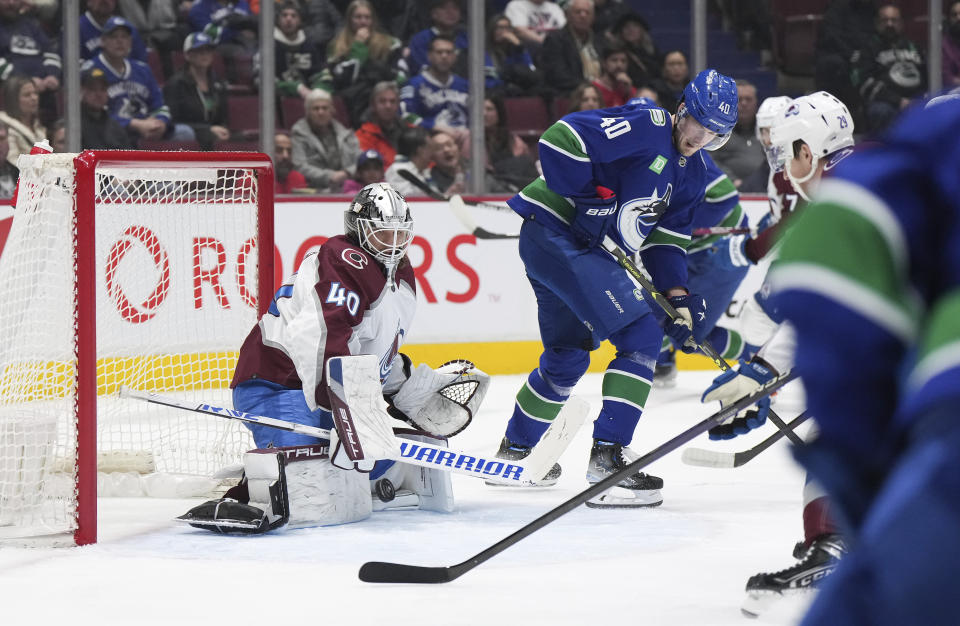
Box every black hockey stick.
[600,236,805,447]
[358,369,797,584]
[396,170,519,240]
[681,410,811,468]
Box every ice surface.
[0,371,816,625]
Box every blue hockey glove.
[570,186,617,248]
[664,293,707,353]
[701,358,776,439]
[712,234,751,272]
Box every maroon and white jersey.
[744,170,805,263]
[232,235,417,411]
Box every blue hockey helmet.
[679,69,738,150]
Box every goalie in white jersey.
[179,183,490,533]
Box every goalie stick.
[358,369,797,584]
[119,385,587,487]
[600,235,805,447]
[395,169,519,240]
[681,410,811,468]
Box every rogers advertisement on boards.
[0,196,770,346]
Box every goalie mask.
[344,183,413,276]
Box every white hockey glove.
[386,359,490,437]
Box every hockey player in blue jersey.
[770,96,960,625]
[491,69,738,508]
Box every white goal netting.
[0,152,269,542]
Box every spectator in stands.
[343,148,386,194]
[431,128,513,195]
[0,75,45,166]
[400,35,469,143]
[291,88,361,193]
[0,120,14,198]
[567,81,602,112]
[48,118,65,153]
[485,12,540,96]
[855,2,926,132]
[652,49,689,113]
[79,66,134,149]
[274,131,308,194]
[322,0,405,128]
[0,0,61,119]
[710,79,764,188]
[429,128,466,197]
[355,81,408,167]
[591,40,637,107]
[84,16,171,144]
[117,0,181,77]
[484,96,538,192]
[406,0,467,77]
[81,0,149,63]
[302,0,342,53]
[540,0,599,96]
[504,0,566,48]
[610,12,660,88]
[189,0,257,82]
[266,1,325,99]
[592,0,632,40]
[163,32,230,150]
[945,1,960,88]
[635,84,659,104]
[385,125,435,197]
[816,0,878,121]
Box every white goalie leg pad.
[369,430,455,513]
[393,430,454,512]
[387,360,491,437]
[275,445,373,528]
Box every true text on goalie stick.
[118,386,583,486]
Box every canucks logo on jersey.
[617,184,673,253]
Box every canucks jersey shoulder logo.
[616,184,673,252]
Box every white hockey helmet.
[755,95,793,144]
[768,91,854,182]
[344,183,413,272]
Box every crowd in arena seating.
[0,0,956,198]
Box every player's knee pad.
[539,347,590,391]
[371,430,455,513]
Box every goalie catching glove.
[383,354,490,437]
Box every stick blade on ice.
[680,446,737,468]
[359,561,460,584]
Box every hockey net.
[0,151,274,545]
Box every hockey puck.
[374,478,396,502]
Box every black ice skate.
[741,534,847,618]
[485,437,562,487]
[585,440,663,508]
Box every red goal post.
[0,151,274,546]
